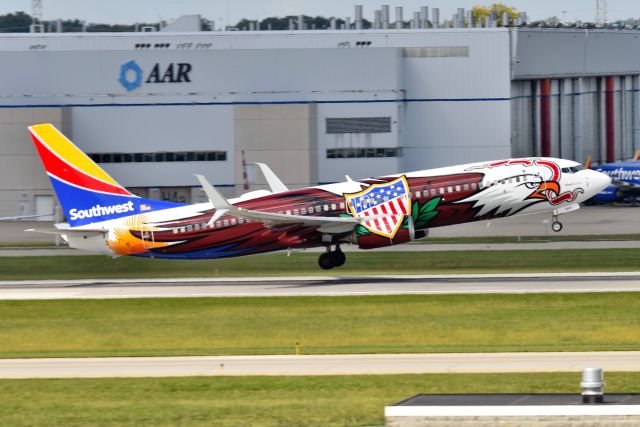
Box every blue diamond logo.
[118,60,143,91]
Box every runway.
[0,272,639,299]
[1,351,638,379]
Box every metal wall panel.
[514,29,640,79]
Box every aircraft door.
[140,229,156,249]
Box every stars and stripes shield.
[344,176,412,238]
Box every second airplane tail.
[28,123,182,227]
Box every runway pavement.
[2,239,640,257]
[1,351,639,378]
[0,272,639,299]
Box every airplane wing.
[195,175,359,234]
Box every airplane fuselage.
[62,157,611,263]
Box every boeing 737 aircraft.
[27,123,611,269]
[587,150,640,205]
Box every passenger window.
[340,202,345,209]
[431,189,436,196]
[439,188,445,195]
[324,205,329,212]
[294,209,299,215]
[223,220,229,227]
[331,203,336,210]
[447,186,453,193]
[215,221,221,227]
[286,210,291,215]
[471,182,477,190]
[301,208,306,215]
[316,206,321,213]
[231,218,236,225]
[186,225,193,232]
[194,223,200,230]
[463,184,469,191]
[172,228,178,234]
[455,185,461,192]
[415,191,421,198]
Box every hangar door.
[34,195,54,221]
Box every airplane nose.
[589,169,612,193]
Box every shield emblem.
[344,176,412,238]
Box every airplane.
[26,123,611,269]
[586,150,640,205]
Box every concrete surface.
[0,351,638,379]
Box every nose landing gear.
[551,219,563,232]
[318,245,346,270]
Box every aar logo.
[119,60,144,91]
[118,60,193,91]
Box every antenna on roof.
[30,0,45,32]
[31,0,42,23]
[595,0,608,25]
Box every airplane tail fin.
[633,149,640,161]
[28,123,181,227]
[585,155,592,169]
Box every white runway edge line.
[2,272,640,287]
[1,272,640,300]
[1,351,640,379]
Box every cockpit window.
[561,165,585,174]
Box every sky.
[0,0,639,27]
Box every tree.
[472,3,519,26]
[545,16,561,25]
[0,11,32,33]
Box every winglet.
[195,174,235,225]
[255,163,288,193]
[585,155,592,169]
[195,174,232,210]
[634,149,640,161]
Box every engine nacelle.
[586,185,622,204]
[350,227,428,250]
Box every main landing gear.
[318,245,346,270]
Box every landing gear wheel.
[331,250,346,267]
[551,221,563,232]
[318,252,334,270]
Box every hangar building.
[1,24,639,219]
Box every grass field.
[2,248,640,280]
[2,293,639,358]
[2,372,640,427]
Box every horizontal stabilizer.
[0,213,53,221]
[25,228,108,237]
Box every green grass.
[2,293,640,358]
[1,372,640,427]
[2,249,640,280]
